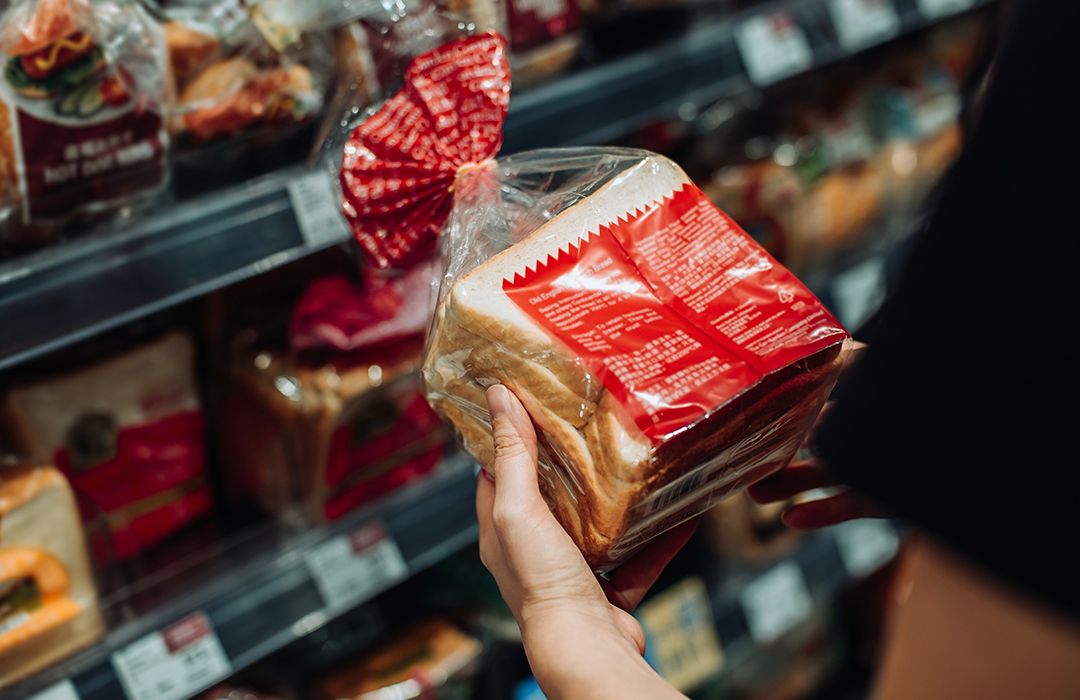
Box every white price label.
[28,680,80,700]
[835,520,900,577]
[735,12,814,87]
[741,562,812,644]
[305,522,408,613]
[917,0,974,20]
[829,0,900,51]
[112,612,231,700]
[287,170,351,249]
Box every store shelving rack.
[2,0,987,696]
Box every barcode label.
[835,520,900,577]
[305,522,408,613]
[112,612,231,700]
[287,170,351,249]
[741,562,813,644]
[829,0,900,51]
[27,680,80,700]
[735,12,814,86]
[917,0,975,19]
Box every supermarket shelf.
[5,455,479,700]
[0,0,989,371]
[710,519,903,665]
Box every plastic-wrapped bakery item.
[0,465,104,687]
[156,0,333,192]
[220,266,448,524]
[338,34,849,570]
[0,0,168,254]
[0,332,212,560]
[319,0,503,166]
[505,0,582,86]
[313,619,483,700]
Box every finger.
[602,518,699,612]
[781,491,887,530]
[476,469,496,534]
[748,460,838,504]
[486,385,542,505]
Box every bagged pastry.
[0,465,104,687]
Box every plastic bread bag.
[151,0,334,191]
[314,0,504,171]
[0,0,169,252]
[0,464,104,686]
[338,34,850,571]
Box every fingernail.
[486,384,510,417]
[480,468,495,484]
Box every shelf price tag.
[287,169,351,249]
[305,521,408,613]
[740,562,813,645]
[637,578,725,691]
[735,12,813,87]
[829,0,900,51]
[917,0,974,20]
[112,612,231,700]
[835,520,900,577]
[28,680,80,700]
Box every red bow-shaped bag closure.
[339,33,511,270]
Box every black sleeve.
[814,0,1080,620]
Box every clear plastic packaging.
[340,35,849,570]
[425,150,849,569]
[0,464,104,686]
[0,332,212,560]
[0,0,169,252]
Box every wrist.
[520,606,677,700]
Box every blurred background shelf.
[0,0,990,372]
[6,456,478,700]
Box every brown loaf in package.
[221,340,447,523]
[1,332,212,560]
[0,465,103,686]
[314,619,482,700]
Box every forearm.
[522,610,686,700]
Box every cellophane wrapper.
[339,35,850,571]
[423,150,849,570]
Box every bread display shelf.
[4,456,478,700]
[0,0,988,373]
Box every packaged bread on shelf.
[338,34,849,570]
[313,619,482,700]
[220,267,448,523]
[0,465,104,687]
[1,332,212,560]
[0,0,169,253]
[504,0,582,86]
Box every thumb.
[486,384,541,505]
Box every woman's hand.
[477,384,687,700]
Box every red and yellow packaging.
[1,332,212,560]
[0,465,103,686]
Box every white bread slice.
[446,155,690,391]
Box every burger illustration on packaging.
[0,0,167,236]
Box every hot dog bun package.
[0,465,104,687]
[337,34,850,570]
[1,332,212,560]
[0,0,168,250]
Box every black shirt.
[816,0,1080,620]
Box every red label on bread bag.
[503,184,846,443]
